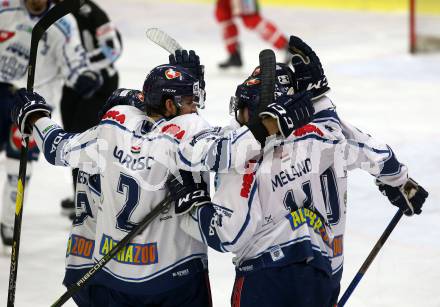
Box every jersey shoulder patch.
[164,114,209,140]
[294,124,324,138]
[102,109,126,125]
[161,123,185,140]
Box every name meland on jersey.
[271,158,312,192]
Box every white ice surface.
[1,1,439,306]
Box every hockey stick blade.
[27,0,85,91]
[146,28,183,54]
[7,1,85,307]
[50,197,171,307]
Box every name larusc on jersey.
[112,145,154,171]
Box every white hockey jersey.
[181,97,408,279]
[32,105,264,294]
[0,0,89,104]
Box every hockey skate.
[218,51,242,69]
[1,223,13,247]
[60,198,75,220]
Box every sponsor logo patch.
[99,234,158,265]
[286,207,331,247]
[66,234,95,259]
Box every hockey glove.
[166,170,211,215]
[260,91,314,138]
[376,178,428,216]
[169,49,206,90]
[98,88,146,120]
[288,36,330,99]
[74,70,103,99]
[12,88,52,137]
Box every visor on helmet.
[174,81,205,109]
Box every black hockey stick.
[50,196,171,307]
[250,49,276,126]
[338,209,404,306]
[258,49,276,111]
[7,1,84,306]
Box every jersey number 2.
[116,173,140,232]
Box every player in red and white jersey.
[215,0,289,69]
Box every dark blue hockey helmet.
[142,64,205,116]
[230,63,295,121]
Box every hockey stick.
[338,209,404,306]
[7,1,84,306]
[253,49,276,123]
[50,196,171,307]
[146,27,183,54]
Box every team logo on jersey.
[0,30,15,43]
[165,68,181,80]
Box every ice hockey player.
[0,0,101,247]
[215,0,290,68]
[168,64,337,307]
[62,90,145,306]
[12,39,319,304]
[15,31,322,306]
[54,0,123,220]
[167,37,429,307]
[12,70,214,305]
[286,35,428,305]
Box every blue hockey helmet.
[142,64,205,116]
[229,63,295,121]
